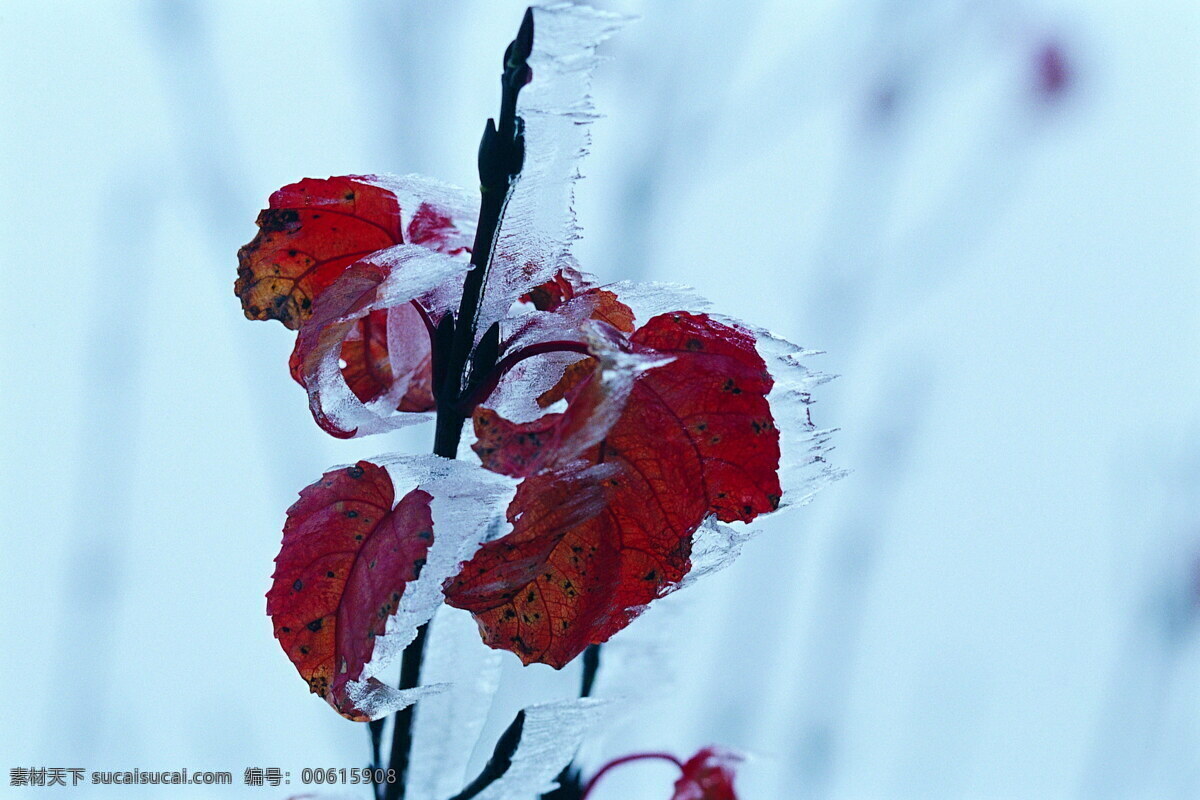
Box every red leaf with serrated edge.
[445,312,781,667]
[236,177,405,330]
[672,748,742,800]
[268,460,434,720]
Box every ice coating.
[589,597,685,706]
[539,325,672,469]
[478,319,672,473]
[501,293,605,354]
[380,301,435,411]
[483,348,586,424]
[573,284,840,583]
[476,3,633,333]
[482,289,635,424]
[681,318,843,586]
[469,698,609,800]
[363,172,479,254]
[601,280,713,326]
[341,679,448,725]
[335,455,517,720]
[296,244,471,438]
[406,606,503,800]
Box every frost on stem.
[476,4,634,333]
[406,607,503,800]
[469,699,608,800]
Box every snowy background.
[2,1,1198,798]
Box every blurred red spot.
[1036,41,1071,98]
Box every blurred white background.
[1,1,1198,798]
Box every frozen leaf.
[473,318,663,476]
[269,456,517,721]
[236,174,473,330]
[446,312,782,667]
[292,245,469,438]
[476,3,633,331]
[671,748,742,800]
[349,457,516,690]
[406,607,502,800]
[236,176,404,330]
[471,284,641,445]
[471,699,608,800]
[520,266,589,312]
[289,302,436,414]
[267,461,435,720]
[678,321,843,584]
[238,174,473,433]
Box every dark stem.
[446,710,527,800]
[383,9,535,800]
[382,623,429,800]
[580,644,601,698]
[368,719,385,800]
[579,753,685,800]
[441,6,534,418]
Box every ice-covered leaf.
[269,456,517,721]
[236,174,474,330]
[237,176,405,330]
[292,245,469,438]
[520,266,588,312]
[473,317,660,477]
[671,748,742,800]
[445,312,782,667]
[268,461,434,721]
[289,303,436,414]
[238,174,473,432]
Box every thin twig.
[383,623,430,800]
[579,753,684,800]
[446,711,527,800]
[368,718,385,800]
[580,644,601,698]
[383,9,536,800]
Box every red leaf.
[589,289,637,334]
[519,269,635,335]
[407,202,472,256]
[445,312,781,667]
[236,177,405,330]
[672,748,742,800]
[521,267,585,311]
[239,176,470,426]
[267,460,434,720]
[288,306,435,412]
[292,245,470,438]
